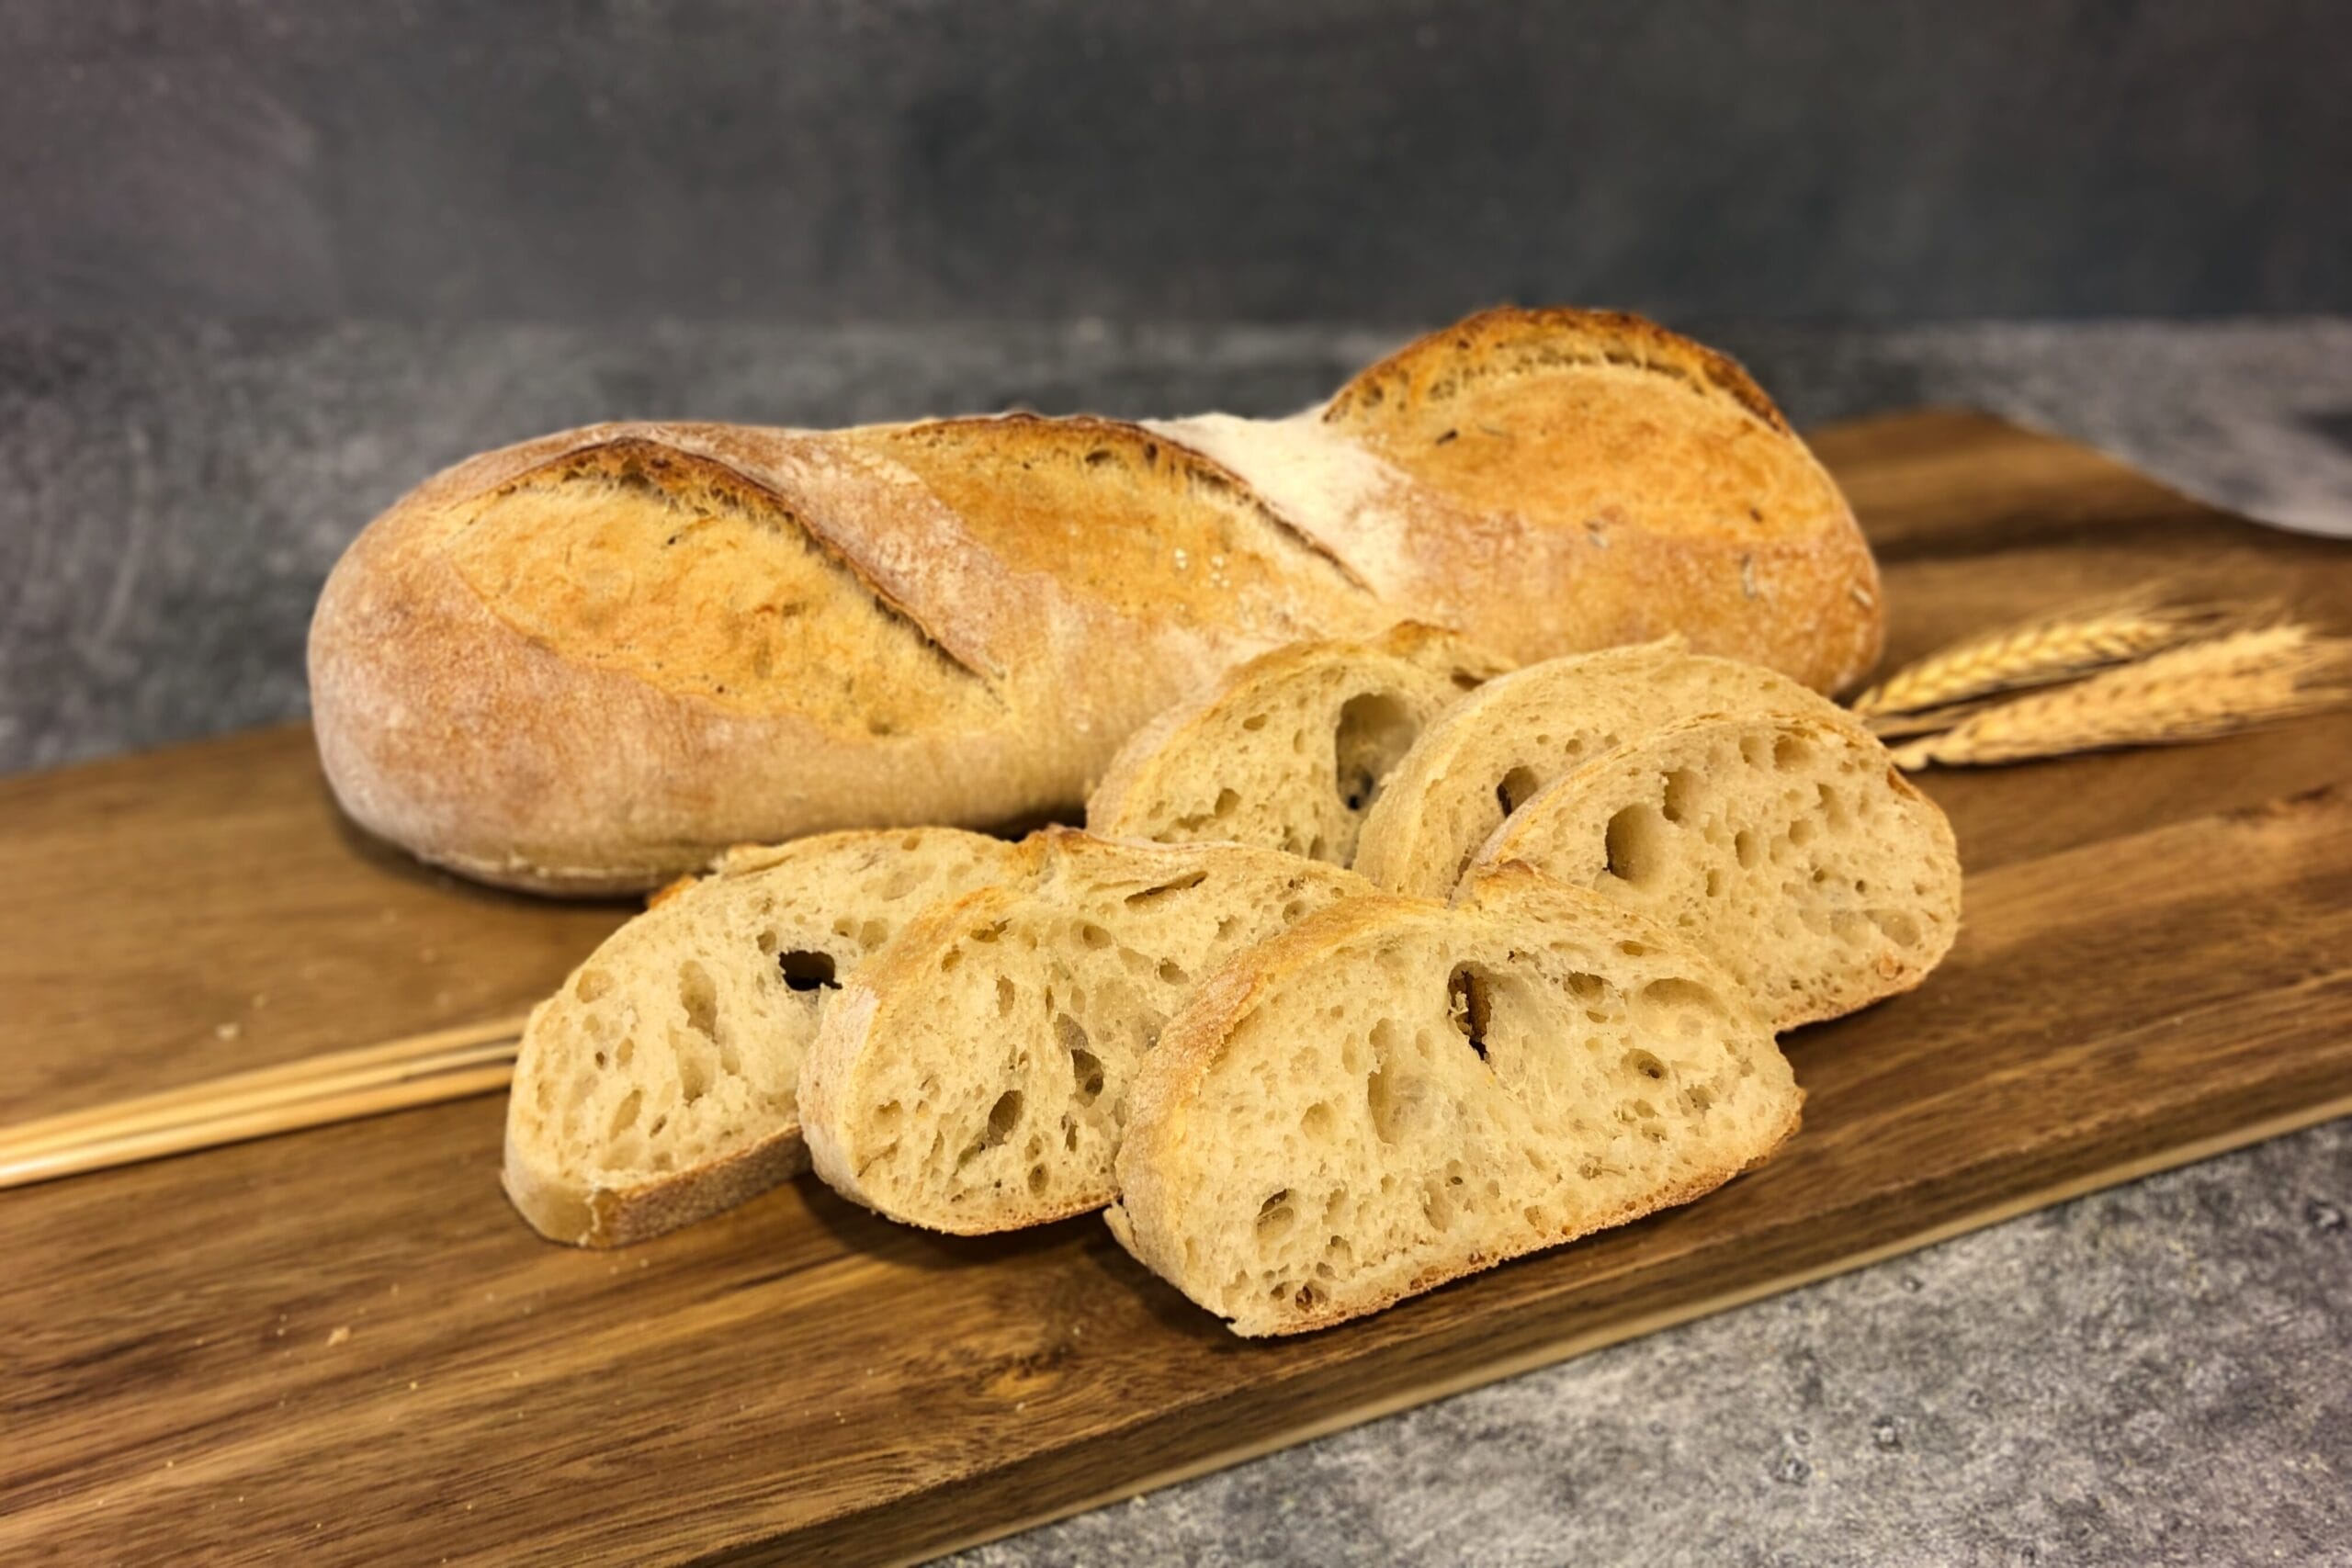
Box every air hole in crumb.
[1240,713,1269,732]
[777,951,838,992]
[1334,692,1417,814]
[1302,1100,1337,1142]
[1734,829,1760,868]
[1211,787,1239,820]
[575,968,613,1004]
[1059,1015,1104,1101]
[1634,977,1723,1035]
[1447,965,1493,1062]
[1257,1190,1295,1239]
[1126,871,1207,905]
[1774,733,1811,769]
[1028,1165,1048,1195]
[1871,909,1923,948]
[1080,922,1113,949]
[1624,1049,1668,1081]
[609,1089,642,1135]
[1605,805,1666,886]
[1661,769,1700,824]
[1496,765,1544,817]
[1157,959,1189,987]
[981,1089,1023,1149]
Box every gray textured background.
[5,2,2349,1562]
[4,0,2346,324]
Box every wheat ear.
[1853,596,2252,721]
[1890,626,2352,769]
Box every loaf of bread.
[799,830,1368,1233]
[311,308,1883,894]
[503,828,1030,1246]
[1084,624,1510,863]
[1470,713,1962,1029]
[1105,866,1800,1336]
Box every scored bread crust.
[1351,640,1854,897]
[1470,713,1962,1030]
[798,830,1372,1234]
[311,307,1883,893]
[1083,623,1511,863]
[1109,866,1801,1336]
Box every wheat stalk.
[1889,626,2352,769]
[1852,595,2251,719]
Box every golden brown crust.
[311,308,1884,893]
[1323,305,1792,432]
[501,1118,810,1248]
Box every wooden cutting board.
[5,412,2349,1566]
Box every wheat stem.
[1853,596,2255,718]
[1890,627,2352,769]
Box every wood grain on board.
[3,412,2349,1566]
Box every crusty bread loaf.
[1084,624,1510,863]
[503,828,1031,1246]
[1470,714,1962,1030]
[1351,640,1852,897]
[799,830,1369,1233]
[1106,865,1800,1336]
[311,308,1883,894]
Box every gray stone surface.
[956,1120,2352,1568]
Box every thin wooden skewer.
[1,1013,530,1144]
[0,1064,519,1190]
[0,1013,532,1191]
[0,1039,521,1160]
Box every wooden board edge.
[851,1093,2352,1568]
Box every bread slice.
[1471,713,1961,1029]
[1105,865,1800,1336]
[799,830,1370,1234]
[1351,640,1850,897]
[503,828,1033,1246]
[1084,624,1511,863]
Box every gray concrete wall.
[5,0,2344,324]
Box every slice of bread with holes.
[1470,712,1961,1030]
[1351,640,1851,897]
[799,830,1371,1233]
[504,828,1034,1246]
[1084,623,1511,863]
[1105,864,1800,1336]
